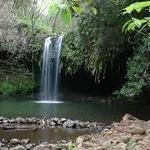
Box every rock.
[63,119,76,128]
[0,142,1,148]
[1,147,9,150]
[2,126,16,130]
[60,118,67,123]
[76,136,84,149]
[96,124,104,131]
[50,121,57,126]
[31,117,39,123]
[10,139,20,145]
[112,142,127,150]
[33,144,51,150]
[122,114,138,122]
[0,141,3,148]
[15,117,27,124]
[26,117,39,124]
[45,119,51,125]
[21,139,30,144]
[146,129,150,134]
[32,127,39,131]
[0,116,6,121]
[10,145,26,150]
[2,138,7,143]
[49,144,62,150]
[26,143,34,149]
[3,120,9,124]
[61,140,68,144]
[26,118,34,124]
[51,117,59,123]
[9,118,15,124]
[128,127,146,135]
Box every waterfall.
[40,36,63,101]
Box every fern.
[123,1,150,14]
[122,1,150,33]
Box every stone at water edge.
[15,117,27,124]
[10,139,20,145]
[122,113,138,122]
[21,139,30,144]
[1,147,9,150]
[32,144,51,150]
[9,145,26,150]
[63,119,76,128]
[26,143,34,149]
[60,118,67,123]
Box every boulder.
[33,144,51,150]
[1,147,9,150]
[128,127,146,135]
[10,139,20,145]
[122,114,138,122]
[0,116,6,121]
[9,145,26,150]
[63,119,76,128]
[15,117,27,124]
[26,143,34,149]
[21,139,30,144]
[60,118,67,123]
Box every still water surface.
[0,99,150,142]
[0,99,150,123]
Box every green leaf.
[127,22,136,31]
[91,7,97,15]
[72,6,81,15]
[123,1,150,14]
[122,20,132,33]
[48,2,59,17]
[84,0,92,4]
[60,6,72,24]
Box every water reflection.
[0,100,149,123]
[0,128,87,142]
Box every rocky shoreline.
[0,114,150,149]
[76,114,150,150]
[0,116,108,131]
[0,138,72,150]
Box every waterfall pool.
[0,99,150,142]
[0,99,149,123]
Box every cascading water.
[40,36,63,102]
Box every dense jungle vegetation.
[0,0,149,102]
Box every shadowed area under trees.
[0,0,149,102]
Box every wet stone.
[60,118,67,123]
[15,117,27,124]
[63,119,76,128]
[10,139,20,145]
[9,145,26,150]
[26,143,34,149]
[1,147,9,150]
[21,139,30,144]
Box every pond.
[0,99,150,142]
[0,99,150,123]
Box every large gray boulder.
[63,119,76,128]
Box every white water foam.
[34,101,64,104]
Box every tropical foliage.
[116,36,150,97]
[122,1,150,33]
[116,1,150,98]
